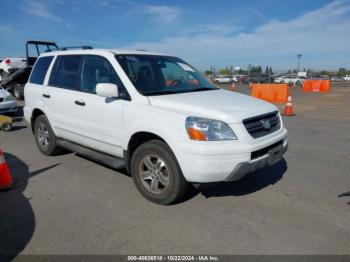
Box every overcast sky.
[0,0,349,71]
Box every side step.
[57,139,125,169]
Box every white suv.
[24,48,288,204]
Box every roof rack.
[27,40,58,46]
[58,46,93,51]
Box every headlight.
[4,95,15,102]
[185,116,237,141]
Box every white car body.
[274,76,303,84]
[0,57,26,80]
[0,87,17,114]
[214,75,235,83]
[24,49,287,185]
[344,75,350,81]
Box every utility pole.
[297,54,302,73]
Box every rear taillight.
[5,59,11,65]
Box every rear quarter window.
[29,56,54,85]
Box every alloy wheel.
[138,154,170,194]
[37,123,50,148]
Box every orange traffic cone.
[282,95,295,116]
[230,82,236,91]
[0,149,14,190]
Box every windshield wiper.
[143,90,179,96]
[190,87,218,92]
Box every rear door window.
[49,55,82,91]
[29,56,54,85]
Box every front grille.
[251,140,283,160]
[243,111,280,139]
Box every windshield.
[115,54,218,96]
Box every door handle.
[75,100,86,106]
[42,94,51,98]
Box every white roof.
[40,48,171,57]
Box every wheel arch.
[30,108,45,133]
[125,131,169,174]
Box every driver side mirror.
[96,83,119,98]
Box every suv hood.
[148,89,277,124]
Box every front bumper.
[0,100,17,114]
[171,127,288,183]
[225,141,288,182]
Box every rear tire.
[13,84,24,100]
[34,115,62,156]
[131,140,189,205]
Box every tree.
[218,68,230,75]
[338,68,346,77]
[204,70,212,75]
[269,67,273,75]
[250,65,262,73]
[265,65,269,74]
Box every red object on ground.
[0,149,13,190]
[282,95,295,116]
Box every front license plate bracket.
[268,145,283,165]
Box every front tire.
[34,115,62,156]
[131,140,189,205]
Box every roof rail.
[27,40,58,46]
[58,46,93,51]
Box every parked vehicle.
[274,76,303,85]
[214,75,235,83]
[330,76,344,82]
[343,75,350,81]
[0,57,26,81]
[24,48,288,205]
[0,86,17,115]
[1,40,58,100]
[0,114,13,131]
[243,75,271,84]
